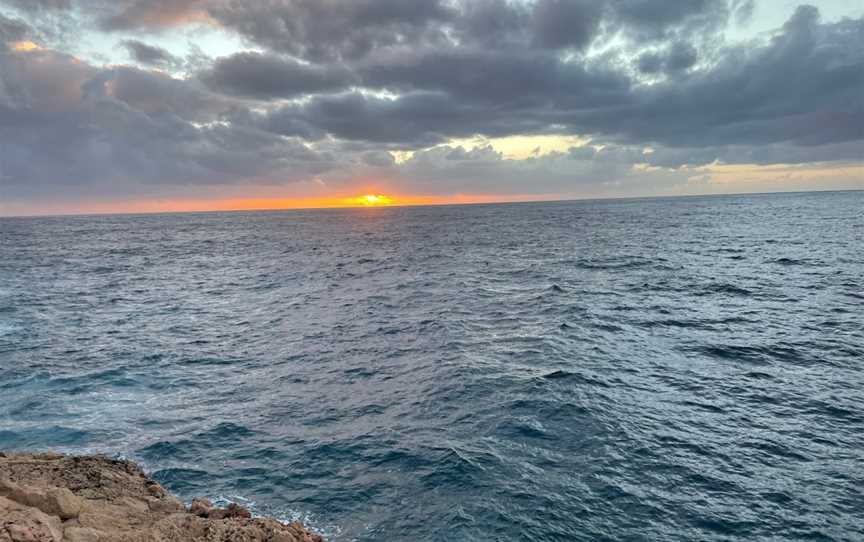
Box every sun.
[351,194,394,206]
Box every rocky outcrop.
[0,452,324,542]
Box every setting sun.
[343,194,394,206]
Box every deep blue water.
[1,191,863,541]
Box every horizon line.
[2,187,862,220]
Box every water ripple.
[1,192,863,541]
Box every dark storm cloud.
[121,39,176,66]
[199,52,356,99]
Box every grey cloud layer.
[122,39,177,66]
[0,0,862,203]
[0,13,28,45]
[200,53,356,99]
[217,5,862,155]
[0,48,339,197]
[5,0,754,55]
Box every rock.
[44,488,83,520]
[147,494,184,514]
[0,483,82,520]
[189,497,213,517]
[63,527,103,542]
[145,480,166,497]
[0,452,325,542]
[208,502,252,520]
[0,496,63,542]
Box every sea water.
[1,191,862,541]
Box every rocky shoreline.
[0,452,324,542]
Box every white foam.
[211,494,344,540]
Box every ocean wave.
[2,192,863,541]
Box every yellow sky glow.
[446,134,591,160]
[2,163,860,217]
[11,41,41,52]
[343,194,395,206]
[2,193,575,217]
[694,162,864,186]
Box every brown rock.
[189,497,214,517]
[0,496,63,542]
[147,494,185,514]
[0,483,81,521]
[63,527,103,542]
[44,488,83,519]
[208,502,252,520]
[0,452,325,542]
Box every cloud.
[53,0,735,57]
[0,1,862,212]
[572,6,864,149]
[91,66,230,121]
[252,90,555,147]
[207,0,454,62]
[356,47,630,106]
[0,47,342,199]
[0,48,95,110]
[199,52,356,99]
[97,0,209,31]
[531,0,604,50]
[389,143,694,197]
[121,39,176,66]
[610,0,731,41]
[0,14,29,46]
[239,7,861,159]
[637,42,698,74]
[1,0,71,11]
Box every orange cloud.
[104,0,215,30]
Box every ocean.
[1,191,862,541]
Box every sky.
[0,0,862,216]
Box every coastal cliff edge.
[0,452,324,542]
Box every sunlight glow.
[345,194,395,206]
[5,193,576,217]
[445,134,591,160]
[11,41,41,52]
